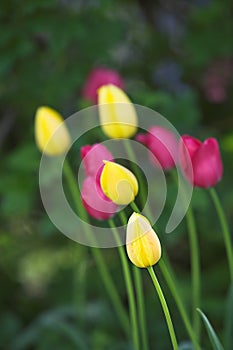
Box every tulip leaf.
[197,308,224,350]
[224,284,233,350]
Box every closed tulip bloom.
[82,67,124,104]
[100,161,138,205]
[81,176,117,220]
[35,106,71,156]
[81,144,113,178]
[180,135,223,188]
[136,126,178,170]
[126,212,161,268]
[98,84,138,139]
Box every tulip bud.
[98,84,138,139]
[100,161,138,205]
[179,135,223,188]
[81,176,117,220]
[35,106,71,156]
[82,67,124,104]
[136,126,178,170]
[126,212,161,268]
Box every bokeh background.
[1,0,233,349]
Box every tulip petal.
[35,106,71,156]
[148,127,178,170]
[126,213,161,268]
[136,133,149,146]
[81,176,117,220]
[100,161,138,205]
[98,84,138,139]
[179,135,202,184]
[181,135,202,160]
[192,138,223,188]
[137,127,178,170]
[82,67,124,104]
[81,144,113,177]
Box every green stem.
[63,160,130,335]
[73,250,87,329]
[63,160,88,221]
[171,170,200,341]
[130,201,141,214]
[159,259,201,350]
[132,194,200,349]
[92,247,130,333]
[147,266,179,350]
[209,188,233,283]
[119,209,148,350]
[133,266,149,350]
[186,205,201,341]
[109,218,140,350]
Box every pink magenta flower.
[136,126,178,170]
[80,143,117,220]
[81,176,117,220]
[81,143,113,178]
[82,67,124,104]
[179,135,223,188]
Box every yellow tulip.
[100,161,138,205]
[98,84,138,138]
[126,212,161,268]
[35,106,71,156]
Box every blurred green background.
[0,0,233,349]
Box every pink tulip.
[81,143,113,178]
[136,126,178,170]
[82,67,124,104]
[179,135,223,188]
[81,176,117,220]
[80,143,117,220]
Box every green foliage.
[197,309,224,350]
[185,1,233,67]
[0,144,39,216]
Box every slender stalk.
[130,201,141,214]
[63,160,130,335]
[132,199,201,349]
[109,218,140,350]
[73,250,87,329]
[133,266,149,350]
[91,246,130,333]
[119,209,148,350]
[186,205,201,341]
[147,266,179,350]
[170,170,200,341]
[159,259,201,350]
[63,160,88,221]
[209,188,233,283]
